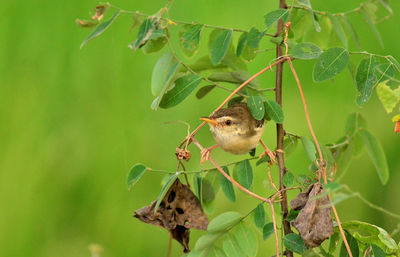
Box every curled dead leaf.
[290,183,334,248]
[175,148,191,161]
[134,179,208,252]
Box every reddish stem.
[286,57,353,257]
[190,137,269,202]
[269,200,280,257]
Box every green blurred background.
[1,0,399,256]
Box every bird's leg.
[258,139,277,164]
[200,144,219,164]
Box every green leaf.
[208,211,243,233]
[360,7,384,48]
[209,246,228,257]
[159,74,202,108]
[193,173,202,200]
[220,166,236,202]
[298,0,321,32]
[223,233,245,257]
[264,100,284,123]
[263,222,274,240]
[336,142,355,177]
[284,136,299,156]
[291,42,322,60]
[228,96,245,107]
[151,53,181,110]
[201,179,215,204]
[196,85,216,99]
[340,15,360,49]
[283,172,294,187]
[387,55,400,73]
[253,204,266,229]
[129,19,166,51]
[232,222,258,257]
[247,96,265,120]
[80,11,120,49]
[142,35,167,54]
[256,155,271,166]
[376,80,400,113]
[353,132,365,158]
[236,32,248,57]
[328,14,348,49]
[154,173,180,214]
[231,70,261,88]
[329,232,340,253]
[313,47,349,82]
[375,63,395,86]
[370,244,386,257]
[126,164,147,191]
[283,233,307,254]
[239,34,257,62]
[180,24,204,57]
[303,16,331,49]
[235,159,253,189]
[205,169,221,195]
[189,55,227,72]
[356,56,377,106]
[208,72,238,84]
[330,192,352,205]
[340,221,398,254]
[360,130,389,185]
[247,27,263,48]
[339,232,359,257]
[345,113,367,136]
[321,145,335,169]
[264,9,289,31]
[210,29,233,65]
[301,137,316,162]
[195,232,223,251]
[222,47,248,71]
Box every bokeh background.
[1,0,399,256]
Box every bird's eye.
[225,120,232,126]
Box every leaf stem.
[342,185,400,219]
[110,5,276,37]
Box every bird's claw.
[259,149,277,164]
[200,145,218,164]
[200,148,211,164]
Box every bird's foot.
[258,148,277,164]
[200,145,218,164]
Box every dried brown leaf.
[290,183,334,248]
[134,179,208,252]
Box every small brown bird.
[200,103,274,163]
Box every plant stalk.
[275,0,293,256]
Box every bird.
[200,102,275,163]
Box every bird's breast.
[211,126,265,155]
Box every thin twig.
[108,4,275,37]
[269,201,280,257]
[283,20,353,257]
[190,137,270,202]
[287,59,324,177]
[342,185,400,219]
[286,53,354,257]
[166,233,172,257]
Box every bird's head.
[200,103,260,136]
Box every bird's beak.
[200,117,218,126]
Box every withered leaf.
[290,183,334,248]
[134,178,209,252]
